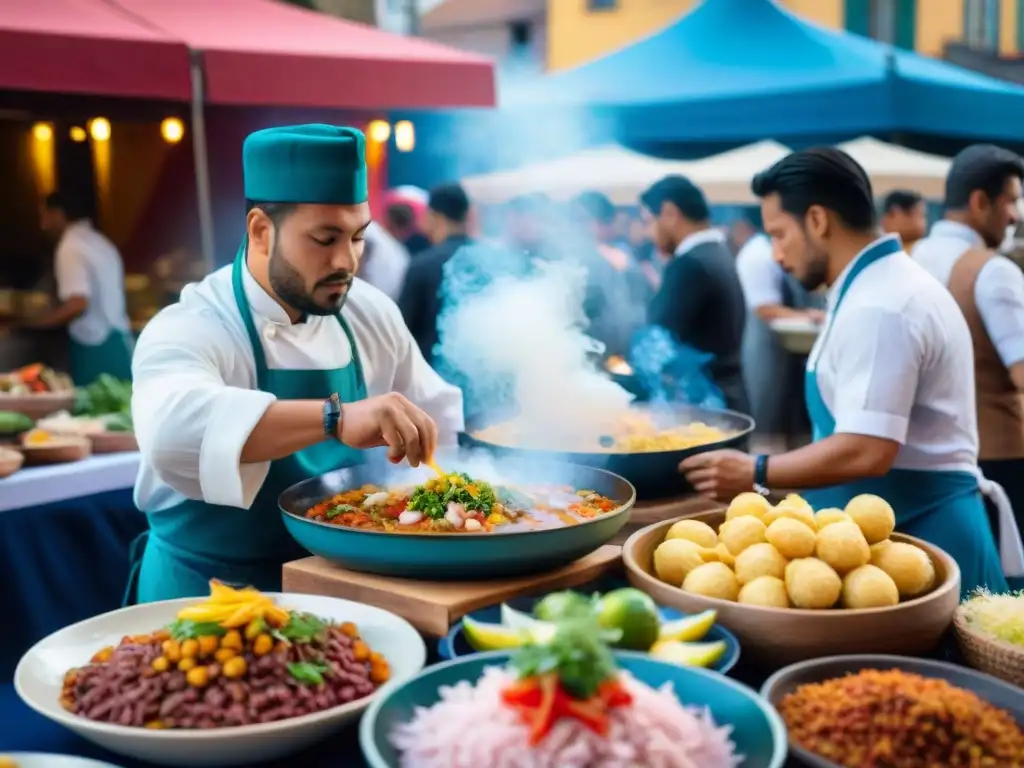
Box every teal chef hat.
[243,124,368,205]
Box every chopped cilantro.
[407,472,497,520]
[166,619,227,640]
[287,661,330,685]
[511,616,621,700]
[326,504,358,520]
[273,611,328,644]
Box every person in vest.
[127,125,464,603]
[912,144,1024,559]
[679,147,1022,595]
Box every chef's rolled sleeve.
[736,236,784,310]
[54,242,91,300]
[132,310,275,509]
[829,306,919,444]
[976,257,1024,368]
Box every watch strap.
[323,393,342,441]
[753,454,770,496]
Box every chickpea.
[90,646,114,664]
[339,622,359,638]
[130,634,153,645]
[152,629,171,642]
[161,639,182,663]
[244,619,264,641]
[185,666,210,688]
[144,720,166,729]
[252,634,274,657]
[369,651,385,665]
[151,657,170,673]
[222,656,248,679]
[221,630,243,651]
[180,638,200,659]
[352,640,370,662]
[197,635,219,657]
[369,661,390,684]
[63,670,79,687]
[60,696,75,712]
[214,647,236,663]
[178,658,197,672]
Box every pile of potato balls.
[652,493,938,609]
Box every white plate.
[769,318,821,355]
[15,594,426,767]
[0,755,124,768]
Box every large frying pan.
[460,403,755,500]
[278,449,636,580]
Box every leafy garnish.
[407,472,497,520]
[287,661,330,685]
[511,616,620,700]
[273,612,328,644]
[326,504,358,520]
[166,619,228,641]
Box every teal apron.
[70,329,134,385]
[802,236,1008,596]
[125,245,367,604]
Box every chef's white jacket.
[131,264,464,512]
[735,233,785,310]
[54,220,131,345]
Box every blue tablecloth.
[0,488,149,681]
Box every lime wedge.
[658,609,718,643]
[649,639,728,668]
[462,616,530,651]
[501,603,544,630]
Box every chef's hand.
[679,449,756,502]
[805,308,826,324]
[338,393,438,467]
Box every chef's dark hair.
[43,191,90,222]
[944,144,1024,210]
[640,175,709,223]
[428,183,470,223]
[751,147,876,231]
[386,202,416,230]
[881,189,923,214]
[572,191,617,224]
[246,201,295,228]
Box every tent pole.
[190,51,216,273]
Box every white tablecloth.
[0,452,140,512]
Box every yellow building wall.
[548,0,1020,73]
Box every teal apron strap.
[122,530,150,607]
[231,238,271,385]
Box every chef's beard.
[269,243,352,317]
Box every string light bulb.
[69,126,87,142]
[32,123,53,142]
[368,120,391,143]
[161,117,184,144]
[394,120,415,152]
[89,117,111,142]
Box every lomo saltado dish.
[62,581,389,729]
[305,470,619,533]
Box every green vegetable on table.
[0,411,34,436]
[74,374,132,418]
[407,472,497,520]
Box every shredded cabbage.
[962,588,1024,647]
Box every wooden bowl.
[0,447,24,478]
[622,510,960,669]
[19,436,92,465]
[90,431,137,453]
[0,392,76,419]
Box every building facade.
[420,0,548,70]
[548,0,1024,73]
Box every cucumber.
[0,411,34,435]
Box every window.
[509,20,532,48]
[587,0,618,10]
[868,0,896,44]
[965,0,1000,51]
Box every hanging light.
[161,117,185,144]
[89,117,111,142]
[69,126,87,142]
[367,120,391,143]
[394,120,415,152]
[32,123,53,142]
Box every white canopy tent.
[837,137,952,199]
[683,140,792,204]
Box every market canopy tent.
[516,0,1024,144]
[837,137,952,198]
[0,0,190,99]
[684,140,791,203]
[113,0,495,109]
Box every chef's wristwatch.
[753,454,770,497]
[323,393,343,441]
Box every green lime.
[533,591,592,622]
[595,588,661,651]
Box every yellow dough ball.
[698,543,736,567]
[654,538,706,586]
[870,539,892,558]
[842,564,900,609]
[785,558,842,609]
[765,497,817,530]
[765,517,817,559]
[725,492,772,522]
[734,542,788,585]
[871,541,936,598]
[683,562,740,602]
[719,516,768,555]
[845,494,896,544]
[815,521,871,574]
[665,519,719,549]
[815,508,852,529]
[738,576,791,608]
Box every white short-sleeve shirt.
[911,220,1024,368]
[54,220,131,345]
[735,233,785,310]
[809,235,979,473]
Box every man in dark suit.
[397,184,472,365]
[640,175,749,413]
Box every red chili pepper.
[598,679,633,708]
[382,501,408,519]
[564,698,611,736]
[528,674,558,746]
[501,678,542,707]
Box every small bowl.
[761,654,1024,768]
[0,392,76,420]
[623,510,960,668]
[19,436,92,465]
[0,446,24,477]
[15,594,426,767]
[360,650,788,768]
[89,432,138,454]
[440,596,741,676]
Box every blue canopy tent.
[389,0,1024,186]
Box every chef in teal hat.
[125,125,464,603]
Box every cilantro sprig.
[511,616,621,700]
[287,661,330,685]
[272,612,328,644]
[166,619,228,641]
[407,472,497,520]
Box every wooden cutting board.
[282,545,624,638]
[611,494,723,546]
